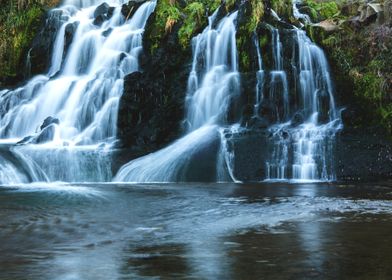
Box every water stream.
[0,0,156,183]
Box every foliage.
[313,14,392,134]
[270,0,293,20]
[304,0,340,20]
[0,0,59,81]
[178,2,206,49]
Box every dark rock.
[64,21,79,58]
[291,111,304,127]
[121,0,147,20]
[336,128,392,181]
[17,136,35,145]
[93,14,108,26]
[248,116,270,129]
[102,28,113,37]
[35,124,57,144]
[94,3,110,19]
[30,10,65,75]
[226,130,271,181]
[117,15,191,151]
[108,7,115,19]
[17,117,60,145]
[40,116,60,130]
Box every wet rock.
[17,117,59,145]
[40,116,60,130]
[64,21,79,56]
[291,112,304,127]
[226,130,271,181]
[35,124,57,144]
[93,3,115,26]
[121,0,147,19]
[117,17,191,151]
[248,116,270,129]
[102,28,113,37]
[336,128,392,181]
[94,3,110,19]
[30,9,64,75]
[313,19,340,32]
[93,14,108,26]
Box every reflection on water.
[0,183,392,279]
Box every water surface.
[0,182,392,279]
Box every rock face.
[93,3,115,26]
[17,116,60,145]
[29,9,65,76]
[226,128,392,182]
[335,129,392,181]
[117,21,190,152]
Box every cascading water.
[115,10,240,182]
[262,28,342,181]
[0,0,156,183]
[253,33,265,117]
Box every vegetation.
[146,0,221,53]
[305,0,392,134]
[304,0,340,21]
[0,0,59,83]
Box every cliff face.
[0,0,60,87]
[305,0,392,136]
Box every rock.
[94,3,110,19]
[117,18,191,150]
[30,9,65,75]
[93,3,116,26]
[40,116,60,131]
[226,130,271,181]
[35,124,57,144]
[291,111,304,127]
[93,14,108,26]
[359,2,383,24]
[121,0,147,20]
[313,19,340,32]
[16,136,35,145]
[258,99,277,124]
[64,21,79,58]
[17,117,60,145]
[385,0,392,25]
[336,128,392,181]
[248,116,270,129]
[102,28,113,37]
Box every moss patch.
[0,0,59,83]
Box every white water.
[115,11,240,182]
[0,0,156,183]
[254,34,265,117]
[0,0,155,143]
[264,29,342,181]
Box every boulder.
[17,117,60,145]
[121,0,147,20]
[40,116,60,131]
[35,124,57,144]
[94,3,110,19]
[30,9,65,75]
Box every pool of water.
[0,182,392,279]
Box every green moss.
[147,0,222,54]
[0,2,53,79]
[270,0,293,20]
[235,0,265,71]
[178,2,206,49]
[304,0,340,20]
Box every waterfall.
[254,33,265,117]
[0,0,156,143]
[263,29,342,182]
[115,11,240,182]
[0,0,156,183]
